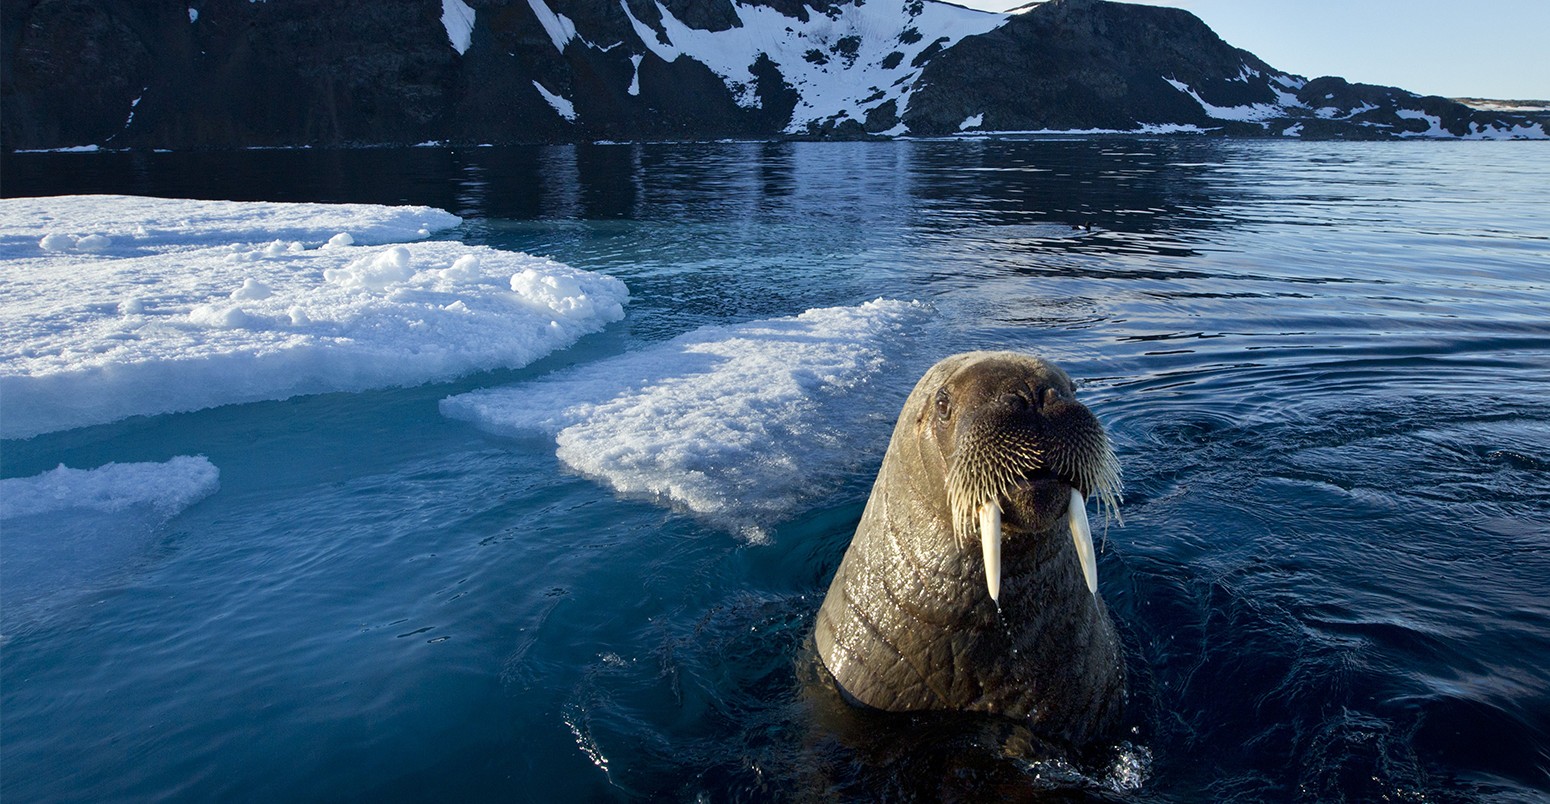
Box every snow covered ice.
[441,299,934,540]
[0,195,628,439]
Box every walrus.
[814,351,1126,747]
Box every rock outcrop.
[3,0,1544,150]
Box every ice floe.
[441,299,934,540]
[2,194,459,252]
[1,456,220,520]
[0,195,628,438]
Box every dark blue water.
[3,139,1549,801]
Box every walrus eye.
[935,387,951,421]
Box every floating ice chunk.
[1,456,219,520]
[441,299,933,539]
[0,196,626,438]
[327,232,356,248]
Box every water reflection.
[4,138,1236,251]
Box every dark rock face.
[3,0,164,149]
[907,0,1548,139]
[2,0,1545,150]
[907,0,1269,133]
[1282,76,1537,139]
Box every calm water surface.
[3,139,1549,801]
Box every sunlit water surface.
[3,139,1548,802]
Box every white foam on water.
[441,299,934,540]
[0,195,628,438]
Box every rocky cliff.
[3,0,1545,150]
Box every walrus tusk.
[1068,488,1097,595]
[979,500,1002,602]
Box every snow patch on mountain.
[1464,121,1548,139]
[527,0,578,53]
[1165,77,1281,122]
[623,0,1005,132]
[441,0,475,55]
[533,81,578,122]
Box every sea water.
[2,139,1548,801]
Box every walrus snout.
[950,381,1116,601]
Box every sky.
[950,0,1549,100]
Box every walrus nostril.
[1000,393,1028,412]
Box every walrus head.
[814,351,1127,744]
[937,352,1122,601]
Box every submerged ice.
[441,299,934,540]
[1,456,221,630]
[1,455,220,520]
[0,195,628,438]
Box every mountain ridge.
[3,0,1545,150]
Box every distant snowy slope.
[4,0,1545,148]
[441,299,934,540]
[625,0,1005,134]
[0,196,628,439]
